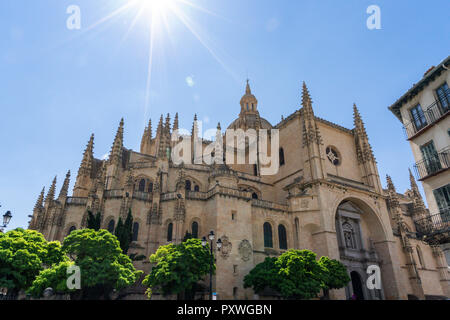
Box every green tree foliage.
[27,261,76,297]
[86,211,101,231]
[0,228,65,294]
[244,250,350,300]
[29,229,142,299]
[142,238,212,299]
[114,209,133,254]
[182,231,193,242]
[318,256,351,290]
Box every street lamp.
[202,231,222,300]
[0,211,12,232]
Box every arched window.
[416,246,425,268]
[194,185,200,192]
[253,164,258,176]
[68,226,76,235]
[279,148,285,166]
[252,192,259,200]
[167,223,173,242]
[263,222,273,248]
[185,180,191,191]
[132,222,139,242]
[148,182,153,193]
[138,179,146,192]
[192,221,199,238]
[278,224,288,250]
[107,219,115,233]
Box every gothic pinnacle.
[353,103,367,137]
[192,114,199,136]
[34,187,45,210]
[58,170,71,199]
[157,114,163,135]
[78,134,94,177]
[409,168,419,192]
[173,113,179,132]
[45,176,57,203]
[165,113,171,132]
[148,118,152,139]
[301,82,313,110]
[386,174,395,192]
[109,118,124,164]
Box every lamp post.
[0,211,12,232]
[202,231,222,300]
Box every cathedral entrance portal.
[335,199,385,300]
[350,271,365,300]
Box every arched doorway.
[350,271,365,300]
[335,199,386,300]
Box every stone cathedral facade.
[29,82,449,300]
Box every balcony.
[413,146,450,181]
[414,208,450,245]
[403,88,449,140]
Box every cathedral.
[29,81,449,300]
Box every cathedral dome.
[227,80,273,130]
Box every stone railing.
[66,197,88,206]
[160,192,178,201]
[251,199,288,212]
[129,161,156,169]
[186,191,208,200]
[132,191,152,202]
[104,189,124,199]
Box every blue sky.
[0,0,449,230]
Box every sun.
[134,0,174,16]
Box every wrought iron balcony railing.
[403,88,449,139]
[414,207,450,245]
[413,146,450,180]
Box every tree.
[0,228,66,296]
[114,209,133,254]
[29,229,142,299]
[27,261,76,298]
[244,250,349,300]
[142,238,212,299]
[318,256,350,298]
[86,211,101,231]
[183,231,193,242]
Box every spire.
[386,175,396,193]
[353,104,368,138]
[34,187,45,210]
[109,118,124,164]
[353,104,375,163]
[165,113,171,133]
[217,122,221,131]
[386,174,401,211]
[173,113,179,132]
[192,114,199,137]
[78,134,94,177]
[246,79,251,95]
[58,171,71,200]
[301,82,313,112]
[157,114,163,136]
[45,176,57,204]
[147,118,152,139]
[409,168,419,193]
[140,118,153,153]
